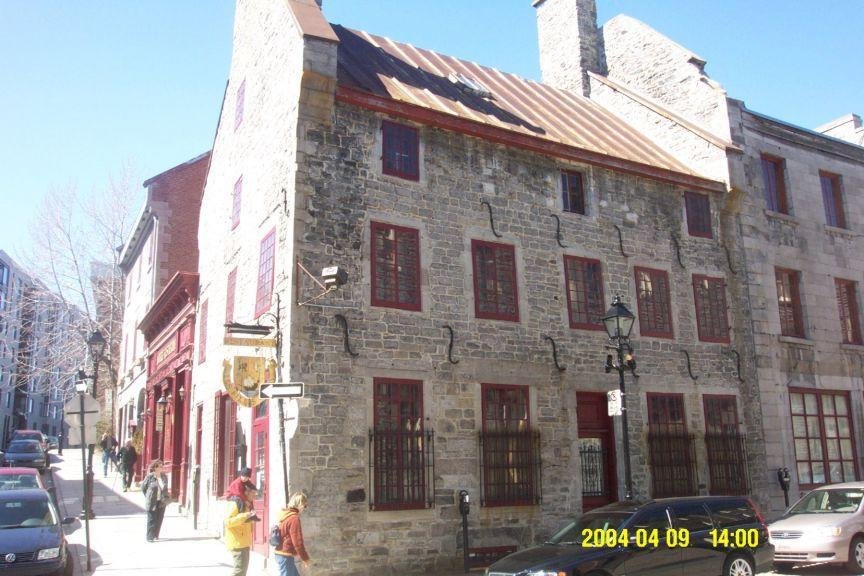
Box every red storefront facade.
[139,272,198,504]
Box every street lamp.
[601,295,637,500]
[86,330,106,396]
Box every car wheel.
[723,554,754,576]
[847,535,864,572]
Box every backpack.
[269,524,283,548]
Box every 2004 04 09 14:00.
[580,528,760,548]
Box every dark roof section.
[332,25,725,193]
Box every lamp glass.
[87,330,107,362]
[75,381,88,394]
[602,299,635,339]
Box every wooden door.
[250,401,269,553]
[577,392,617,510]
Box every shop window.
[790,389,857,487]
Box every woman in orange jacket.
[274,491,310,576]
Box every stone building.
[116,152,209,485]
[533,0,864,514]
[188,1,757,573]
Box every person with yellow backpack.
[272,491,310,576]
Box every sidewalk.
[51,449,253,576]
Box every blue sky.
[1,1,861,260]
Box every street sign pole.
[78,392,92,572]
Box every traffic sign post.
[63,392,101,571]
[259,382,305,399]
[607,390,622,416]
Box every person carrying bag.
[273,491,310,576]
[141,459,171,542]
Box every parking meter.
[459,490,470,517]
[777,467,791,507]
[459,490,470,572]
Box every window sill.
[840,343,864,353]
[778,335,813,347]
[824,225,859,239]
[764,209,799,225]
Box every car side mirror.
[61,517,76,525]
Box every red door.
[577,392,617,510]
[250,402,269,554]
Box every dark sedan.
[3,441,49,473]
[485,496,773,576]
[0,489,74,576]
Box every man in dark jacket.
[117,440,138,491]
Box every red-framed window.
[563,256,604,330]
[684,192,712,238]
[382,120,419,181]
[821,171,846,229]
[703,395,749,495]
[254,229,276,317]
[647,393,696,497]
[634,267,673,338]
[231,176,242,230]
[761,154,789,214]
[480,384,538,506]
[775,267,804,338]
[472,240,519,322]
[370,222,421,311]
[213,392,237,496]
[234,78,245,130]
[561,171,585,215]
[371,378,427,510]
[225,268,237,324]
[197,299,208,364]
[790,388,857,488]
[835,278,862,345]
[692,275,729,343]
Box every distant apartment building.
[116,152,209,490]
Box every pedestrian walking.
[274,492,310,576]
[99,432,118,476]
[225,466,254,499]
[118,439,138,491]
[141,459,171,542]
[224,482,258,576]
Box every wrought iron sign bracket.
[480,199,503,238]
[681,349,699,380]
[723,244,738,276]
[550,214,567,248]
[442,325,459,364]
[613,224,629,258]
[542,334,566,372]
[728,348,745,383]
[334,314,359,357]
[671,233,686,268]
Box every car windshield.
[789,489,864,514]
[546,512,632,545]
[0,475,40,491]
[7,441,40,453]
[0,498,57,528]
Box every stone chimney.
[533,0,605,97]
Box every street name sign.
[260,382,304,399]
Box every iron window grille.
[370,222,421,311]
[382,120,419,181]
[705,432,750,495]
[564,256,605,331]
[479,428,541,506]
[561,171,586,215]
[579,439,609,498]
[648,432,697,498]
[635,267,673,338]
[684,191,712,238]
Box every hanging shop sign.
[222,355,278,407]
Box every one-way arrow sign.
[260,382,304,399]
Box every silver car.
[769,481,864,571]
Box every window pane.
[473,241,518,321]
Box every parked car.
[0,488,74,575]
[769,481,864,571]
[485,496,772,576]
[10,430,48,453]
[45,436,59,452]
[0,468,45,491]
[3,441,49,473]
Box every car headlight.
[37,547,60,560]
[815,526,843,538]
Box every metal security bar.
[368,428,435,511]
[479,430,542,506]
[705,433,750,495]
[648,432,697,498]
[579,442,608,498]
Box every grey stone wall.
[535,0,605,97]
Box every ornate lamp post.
[86,330,106,396]
[74,375,93,571]
[601,295,637,500]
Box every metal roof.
[333,25,722,190]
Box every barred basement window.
[775,267,804,338]
[647,393,696,498]
[703,395,749,495]
[684,191,712,238]
[693,275,729,343]
[791,389,857,487]
[371,222,421,311]
[836,278,862,345]
[635,267,673,338]
[382,121,419,181]
[480,384,540,506]
[563,256,604,330]
[369,378,433,510]
[472,240,519,322]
